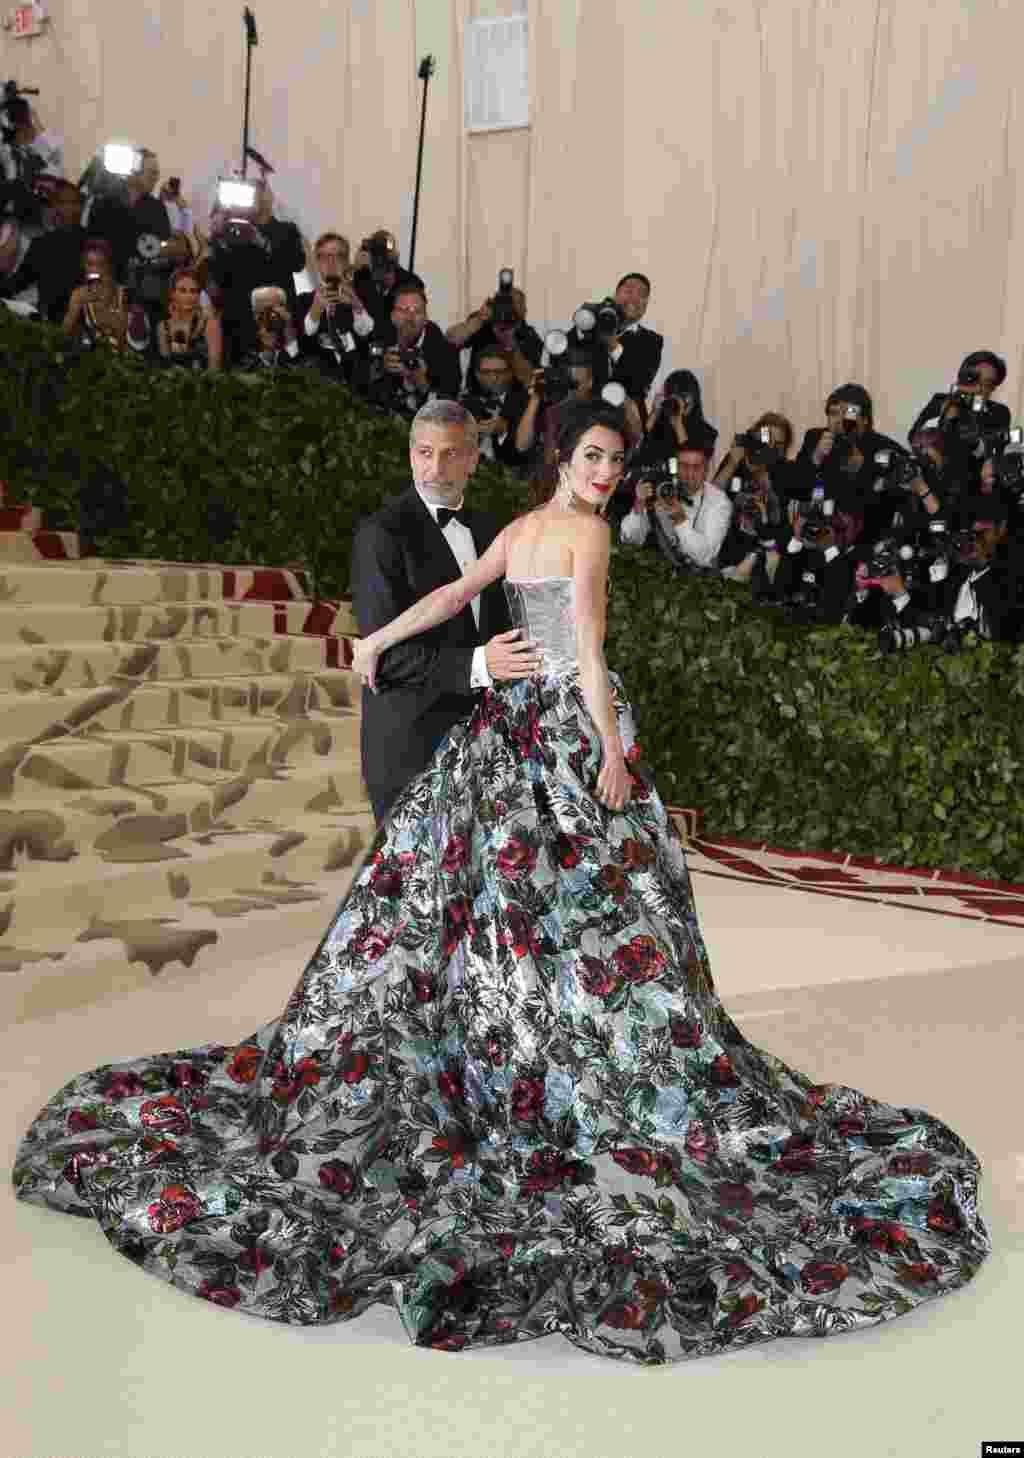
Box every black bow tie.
[436,506,470,529]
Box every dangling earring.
[556,467,574,510]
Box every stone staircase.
[0,506,378,1023]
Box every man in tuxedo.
[296,231,374,383]
[350,399,541,823]
[567,273,663,415]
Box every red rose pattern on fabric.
[11,664,990,1364]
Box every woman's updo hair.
[526,399,628,509]
[554,398,629,466]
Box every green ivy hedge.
[3,310,1023,880]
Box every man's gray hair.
[411,399,479,449]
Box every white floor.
[3,872,1022,1458]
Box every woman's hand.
[596,748,632,813]
[351,636,382,692]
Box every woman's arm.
[205,314,224,372]
[61,287,84,338]
[515,380,543,453]
[353,525,511,688]
[573,516,631,810]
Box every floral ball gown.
[12,576,990,1365]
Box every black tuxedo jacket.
[610,324,664,402]
[350,486,513,820]
[909,392,1010,443]
[294,290,366,381]
[372,319,462,400]
[565,322,663,404]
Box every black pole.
[408,55,435,276]
[241,8,258,178]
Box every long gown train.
[11,577,990,1365]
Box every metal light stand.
[241,7,258,178]
[408,55,435,276]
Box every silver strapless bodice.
[504,577,578,678]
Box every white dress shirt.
[415,488,492,688]
[620,480,733,568]
[608,319,641,366]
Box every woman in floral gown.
[12,401,989,1365]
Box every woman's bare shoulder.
[575,512,612,547]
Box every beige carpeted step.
[0,598,359,646]
[0,633,347,693]
[0,808,377,953]
[4,711,361,797]
[0,559,318,606]
[0,546,380,1017]
[0,668,360,742]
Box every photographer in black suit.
[794,383,903,546]
[566,273,663,413]
[296,231,374,383]
[351,229,425,330]
[446,276,543,390]
[356,286,462,420]
[206,177,305,368]
[460,348,529,468]
[350,400,540,823]
[908,350,1010,445]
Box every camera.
[573,297,626,339]
[735,425,781,469]
[879,611,977,656]
[460,393,503,424]
[398,346,421,372]
[840,403,862,434]
[362,232,399,282]
[874,447,932,492]
[534,330,575,405]
[488,267,519,327]
[798,498,835,543]
[992,452,1024,494]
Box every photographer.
[206,177,305,367]
[356,286,461,418]
[948,495,1024,643]
[772,497,856,624]
[714,415,796,584]
[297,231,374,383]
[61,238,150,355]
[567,273,663,411]
[794,383,903,545]
[620,443,732,570]
[86,150,191,328]
[909,350,1010,444]
[446,277,543,389]
[516,342,643,489]
[460,348,529,467]
[239,285,302,370]
[351,229,424,329]
[0,91,63,281]
[638,369,718,461]
[0,180,86,323]
[156,266,223,371]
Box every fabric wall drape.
[3,0,1023,443]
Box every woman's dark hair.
[959,350,1007,387]
[644,368,712,457]
[526,400,628,509]
[555,399,628,464]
